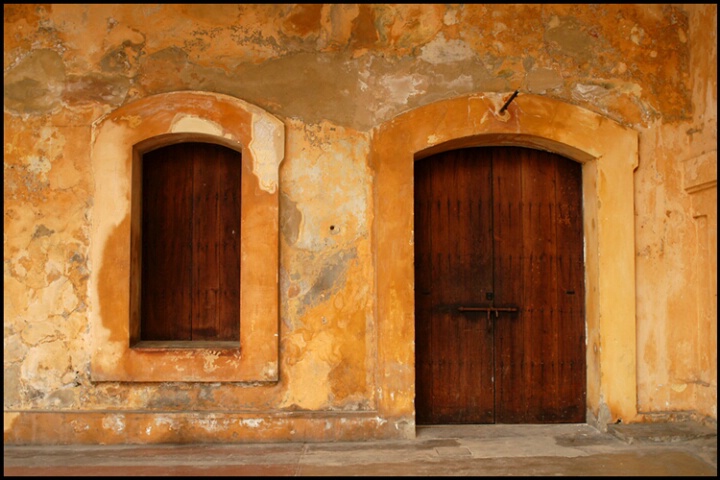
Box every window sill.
[131,341,240,351]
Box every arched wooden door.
[414,146,586,424]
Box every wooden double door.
[414,146,586,424]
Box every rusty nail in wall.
[499,90,520,113]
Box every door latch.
[458,305,519,320]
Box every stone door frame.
[370,93,639,431]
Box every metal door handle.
[458,306,519,320]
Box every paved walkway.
[4,422,717,476]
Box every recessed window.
[138,142,241,346]
[90,91,283,382]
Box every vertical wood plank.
[415,149,494,424]
[514,149,559,422]
[529,150,561,422]
[494,148,584,423]
[191,143,241,341]
[554,154,586,422]
[414,156,434,424]
[492,147,527,423]
[217,147,242,341]
[141,144,194,340]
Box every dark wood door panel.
[491,149,525,422]
[415,146,585,424]
[141,142,241,342]
[496,148,562,423]
[414,149,495,424]
[141,145,194,341]
[552,152,586,423]
[191,143,241,341]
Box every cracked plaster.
[3,4,716,444]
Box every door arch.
[370,93,639,432]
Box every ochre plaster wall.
[633,5,717,422]
[4,4,716,444]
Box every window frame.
[90,92,283,383]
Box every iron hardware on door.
[458,305,519,320]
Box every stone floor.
[4,422,717,476]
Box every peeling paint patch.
[118,115,142,128]
[32,225,54,239]
[170,114,224,137]
[443,8,459,26]
[154,415,178,430]
[71,420,90,432]
[102,414,126,434]
[4,412,20,434]
[25,156,52,178]
[241,418,264,428]
[203,351,221,373]
[197,416,223,432]
[249,114,284,193]
[525,68,563,94]
[263,362,277,379]
[375,73,426,118]
[280,192,302,246]
[446,74,473,90]
[630,25,645,46]
[420,32,476,64]
[304,248,358,309]
[544,15,595,62]
[573,84,613,101]
[3,49,66,114]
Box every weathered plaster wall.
[4,4,716,443]
[634,4,717,422]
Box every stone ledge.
[608,421,717,444]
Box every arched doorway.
[370,93,639,434]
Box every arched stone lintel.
[370,93,639,428]
[415,134,594,164]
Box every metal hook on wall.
[499,90,520,113]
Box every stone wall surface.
[3,4,716,443]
